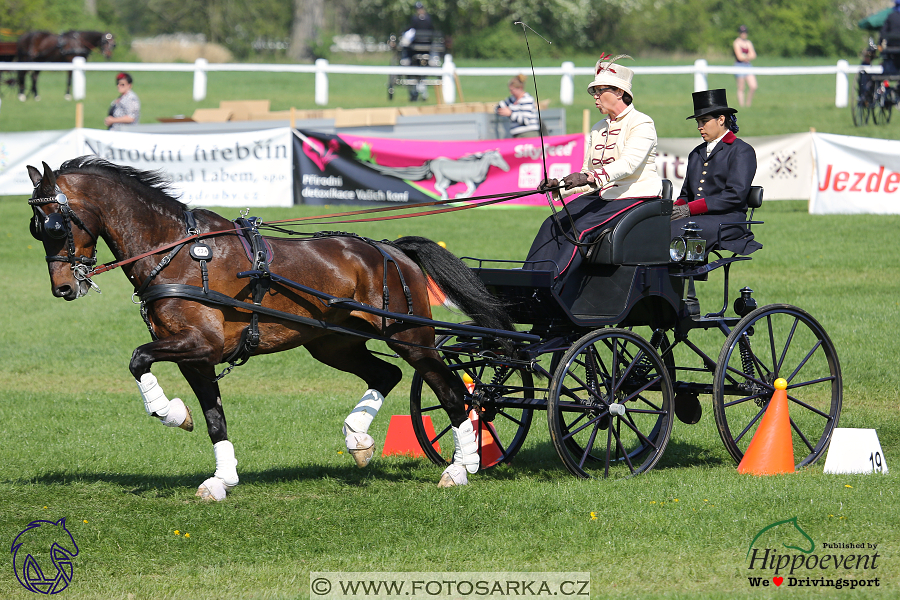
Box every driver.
[670,89,761,255]
[526,54,662,276]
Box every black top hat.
[685,88,737,120]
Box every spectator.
[105,72,140,130]
[733,25,757,107]
[496,74,541,138]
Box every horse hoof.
[345,432,375,468]
[18,94,25,102]
[64,94,72,101]
[349,446,375,468]
[196,477,229,501]
[438,464,468,488]
[179,404,194,432]
[34,95,40,101]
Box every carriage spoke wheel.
[852,99,869,127]
[712,304,842,468]
[547,328,674,479]
[410,333,534,470]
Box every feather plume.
[595,53,632,74]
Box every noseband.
[29,190,102,293]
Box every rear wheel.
[712,304,842,468]
[547,328,674,479]
[409,333,535,469]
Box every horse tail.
[391,236,514,336]
[364,161,432,182]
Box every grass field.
[1,55,900,140]
[1,191,898,598]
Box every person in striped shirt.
[496,74,541,138]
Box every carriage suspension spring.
[633,330,664,378]
[737,334,762,403]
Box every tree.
[288,0,324,61]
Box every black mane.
[57,156,186,210]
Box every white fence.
[3,56,881,108]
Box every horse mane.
[57,156,186,212]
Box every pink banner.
[338,133,585,207]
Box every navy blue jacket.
[670,131,761,255]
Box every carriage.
[852,39,900,126]
[408,182,842,478]
[28,158,841,495]
[386,30,446,101]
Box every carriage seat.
[584,179,673,266]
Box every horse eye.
[44,214,67,239]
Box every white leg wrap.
[137,373,169,416]
[342,389,384,468]
[438,464,469,487]
[196,477,228,501]
[136,374,191,429]
[342,389,385,436]
[213,440,239,488]
[451,419,480,474]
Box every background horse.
[16,30,115,101]
[28,157,513,499]
[431,150,509,199]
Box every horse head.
[27,161,101,301]
[100,32,116,59]
[11,518,79,594]
[488,149,510,172]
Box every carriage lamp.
[734,287,757,317]
[669,222,706,263]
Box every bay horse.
[16,30,115,101]
[27,157,512,499]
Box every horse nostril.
[53,284,74,299]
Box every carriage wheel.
[852,98,869,127]
[409,333,534,470]
[547,328,674,479]
[712,304,842,468]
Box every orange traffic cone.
[737,378,796,475]
[426,276,447,307]
[382,415,441,458]
[468,409,504,468]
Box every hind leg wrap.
[136,373,192,430]
[438,419,479,487]
[197,440,239,501]
[342,389,384,468]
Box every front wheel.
[547,328,674,479]
[712,304,842,468]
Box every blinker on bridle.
[29,190,102,294]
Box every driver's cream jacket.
[554,104,662,201]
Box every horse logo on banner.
[10,518,80,594]
[364,149,511,200]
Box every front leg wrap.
[197,440,239,501]
[136,373,193,431]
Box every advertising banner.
[0,128,294,207]
[657,133,813,201]
[80,128,294,207]
[294,130,585,206]
[810,132,900,214]
[0,130,80,194]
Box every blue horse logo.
[11,518,79,594]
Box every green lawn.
[1,193,897,599]
[1,55,899,140]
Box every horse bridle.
[28,189,102,293]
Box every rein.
[90,186,541,276]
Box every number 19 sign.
[823,428,889,474]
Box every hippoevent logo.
[10,518,79,594]
[746,517,881,590]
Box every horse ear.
[40,161,57,192]
[27,165,42,187]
